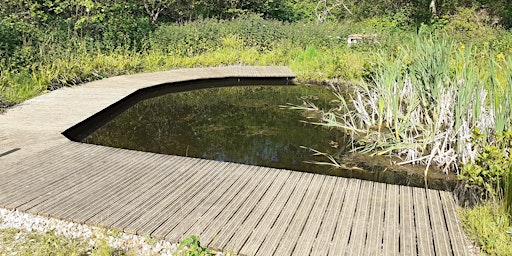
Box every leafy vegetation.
[0,228,128,256]
[175,236,220,256]
[1,1,512,255]
[460,202,512,255]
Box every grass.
[459,202,512,255]
[0,228,127,256]
[0,17,382,107]
[0,227,221,256]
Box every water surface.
[82,84,457,190]
[83,85,347,174]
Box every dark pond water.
[82,84,458,190]
[82,85,348,174]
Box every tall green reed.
[299,33,511,175]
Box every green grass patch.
[0,228,126,256]
[460,202,512,255]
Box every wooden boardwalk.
[0,66,471,255]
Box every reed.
[299,33,512,175]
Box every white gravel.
[0,208,179,255]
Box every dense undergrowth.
[2,2,512,255]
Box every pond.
[81,84,457,190]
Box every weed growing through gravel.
[0,228,125,256]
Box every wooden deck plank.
[399,185,417,256]
[251,173,316,255]
[440,192,470,256]
[383,184,399,256]
[413,187,435,256]
[121,160,231,234]
[309,178,349,256]
[328,178,361,256]
[141,163,246,241]
[63,153,177,223]
[0,144,107,207]
[222,169,294,254]
[345,180,374,255]
[109,159,223,230]
[186,166,267,244]
[155,165,264,242]
[237,171,304,256]
[134,162,249,237]
[31,149,147,220]
[26,149,163,215]
[207,168,280,251]
[363,182,386,256]
[0,142,83,183]
[272,174,326,256]
[10,147,130,212]
[88,157,205,227]
[427,189,452,255]
[291,175,337,256]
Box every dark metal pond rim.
[63,76,295,142]
[62,74,459,193]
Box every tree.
[143,0,175,24]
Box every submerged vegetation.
[2,0,512,255]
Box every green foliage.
[460,202,512,256]
[460,130,512,196]
[506,172,512,217]
[0,228,126,256]
[293,31,512,175]
[175,236,215,256]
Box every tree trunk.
[429,0,437,17]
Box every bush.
[460,130,512,204]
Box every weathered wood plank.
[399,185,417,256]
[44,150,163,218]
[329,178,361,256]
[427,189,452,255]
[251,173,316,255]
[363,181,386,255]
[0,142,82,183]
[440,191,470,256]
[291,175,337,256]
[88,155,198,227]
[346,180,373,255]
[122,160,232,235]
[33,149,147,220]
[0,144,108,208]
[309,178,349,256]
[17,148,135,214]
[191,165,270,244]
[65,153,178,223]
[273,174,326,256]
[110,159,223,230]
[413,187,435,256]
[222,169,294,254]
[237,171,304,256]
[158,165,265,243]
[207,168,280,251]
[383,184,399,256]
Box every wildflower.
[497,53,504,60]
[460,44,465,51]
[397,46,401,51]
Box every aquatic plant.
[298,33,512,175]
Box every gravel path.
[0,208,179,255]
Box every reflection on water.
[83,85,347,174]
[82,85,457,190]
